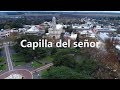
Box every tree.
[48,47,58,55]
[76,58,97,75]
[0,23,4,29]
[64,25,73,34]
[45,28,48,33]
[42,66,91,79]
[13,35,48,62]
[53,49,78,68]
[4,24,10,29]
[53,54,77,68]
[99,38,120,73]
[104,38,118,62]
[35,48,48,59]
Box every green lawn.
[40,69,47,79]
[31,61,43,68]
[14,61,26,66]
[40,56,53,64]
[0,57,7,71]
[31,56,53,68]
[0,64,7,71]
[0,57,5,63]
[12,53,53,68]
[12,53,27,66]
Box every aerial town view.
[0,11,120,79]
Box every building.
[72,24,91,30]
[0,30,11,38]
[97,32,109,42]
[25,26,39,34]
[18,28,27,33]
[48,17,65,39]
[69,32,77,40]
[25,25,45,35]
[63,32,77,40]
[94,25,117,33]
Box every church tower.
[48,16,64,39]
[52,17,56,30]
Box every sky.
[0,11,120,15]
[0,11,120,13]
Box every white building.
[25,25,45,35]
[94,25,117,33]
[72,24,91,30]
[69,33,77,40]
[18,28,27,33]
[0,30,11,38]
[115,45,120,51]
[97,32,110,42]
[88,33,96,38]
[25,26,40,34]
[72,20,93,30]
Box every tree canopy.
[42,66,92,79]
[13,35,48,62]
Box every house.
[0,30,11,38]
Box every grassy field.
[11,53,54,68]
[0,57,7,71]
[40,69,47,79]
[40,56,53,64]
[12,53,26,66]
[31,61,43,68]
[31,56,53,68]
[0,57,5,63]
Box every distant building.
[25,25,45,35]
[18,28,27,33]
[63,32,77,40]
[26,26,39,33]
[97,32,109,42]
[69,32,77,40]
[0,30,11,38]
[72,24,91,30]
[116,45,120,51]
[94,25,117,33]
[72,20,93,31]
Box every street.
[3,42,13,71]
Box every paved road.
[31,63,53,74]
[4,43,13,71]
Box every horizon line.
[0,11,120,13]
